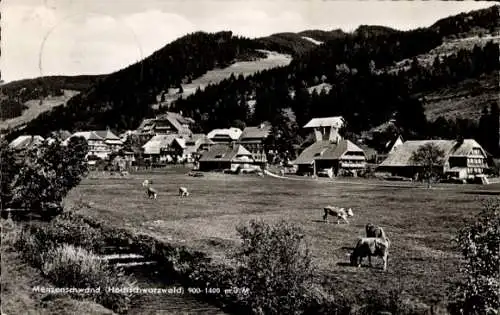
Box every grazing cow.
[350,237,390,271]
[179,186,189,197]
[323,206,354,224]
[365,223,390,245]
[146,186,158,199]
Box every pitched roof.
[157,112,194,135]
[316,139,365,160]
[9,135,44,149]
[292,140,335,165]
[62,131,101,145]
[173,138,186,149]
[379,139,486,167]
[142,134,177,154]
[137,112,194,135]
[94,130,121,140]
[303,116,345,129]
[207,127,242,140]
[239,123,272,141]
[199,144,253,162]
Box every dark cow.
[350,237,389,271]
[365,223,390,245]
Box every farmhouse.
[137,111,194,141]
[198,144,256,172]
[207,127,242,144]
[377,139,489,180]
[237,122,272,162]
[294,139,367,176]
[183,134,214,161]
[142,134,178,163]
[63,130,123,160]
[293,116,366,176]
[376,135,404,163]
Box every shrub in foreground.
[42,244,136,314]
[233,219,315,315]
[450,199,500,315]
[14,225,135,314]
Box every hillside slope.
[157,50,292,109]
[6,5,499,146]
[0,75,104,129]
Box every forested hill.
[5,31,268,135]
[6,5,500,156]
[0,75,105,122]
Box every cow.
[365,223,390,245]
[323,206,354,224]
[179,186,189,197]
[350,237,390,271]
[146,186,158,199]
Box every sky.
[1,0,495,83]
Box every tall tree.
[410,143,445,188]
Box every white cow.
[179,186,189,197]
[142,180,157,199]
[323,206,354,224]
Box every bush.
[450,199,500,315]
[15,227,55,268]
[15,224,135,314]
[5,136,88,218]
[42,244,136,313]
[233,219,314,315]
[355,289,416,315]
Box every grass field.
[66,168,500,306]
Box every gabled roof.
[157,112,194,135]
[9,135,44,149]
[207,127,242,141]
[94,130,121,140]
[292,140,335,165]
[199,144,253,162]
[62,131,101,145]
[303,116,345,129]
[385,135,404,151]
[137,112,194,135]
[316,139,365,160]
[239,123,272,141]
[379,139,487,167]
[173,138,186,149]
[142,134,177,154]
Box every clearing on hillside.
[0,90,79,130]
[156,50,292,108]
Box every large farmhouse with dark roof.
[198,144,256,172]
[293,116,367,176]
[377,139,488,180]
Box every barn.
[198,144,256,172]
[293,139,367,176]
[377,139,489,180]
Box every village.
[8,110,498,185]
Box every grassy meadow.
[65,168,500,305]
